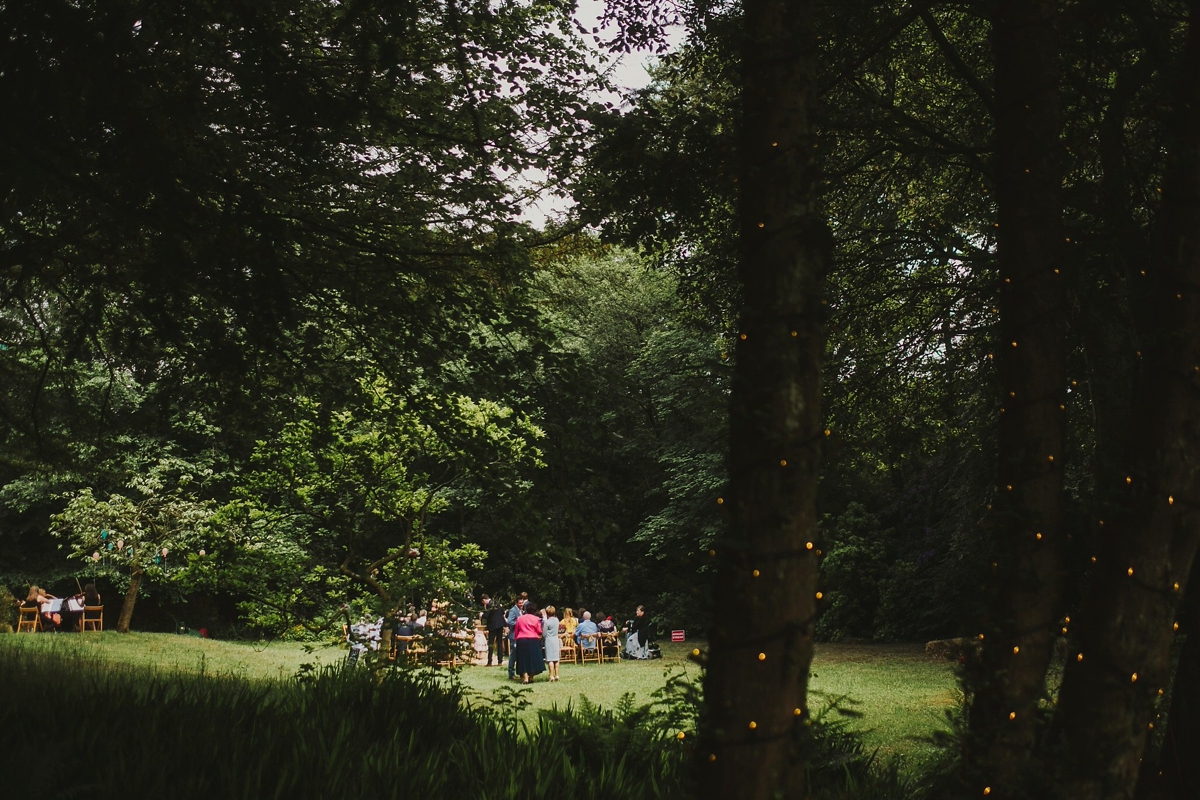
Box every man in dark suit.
[480,594,507,666]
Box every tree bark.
[963,0,1067,792]
[697,1,827,797]
[1054,6,1200,799]
[116,568,142,634]
[1136,555,1200,800]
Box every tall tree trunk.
[1054,6,1200,799]
[697,1,827,797]
[1135,554,1200,800]
[963,0,1067,793]
[116,568,142,633]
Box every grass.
[0,631,959,765]
[808,643,962,765]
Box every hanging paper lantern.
[198,549,206,557]
[92,551,101,562]
[116,539,124,550]
[107,542,114,550]
[161,547,169,557]
[155,556,161,565]
[101,529,108,540]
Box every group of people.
[21,584,101,632]
[479,593,656,684]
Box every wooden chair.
[80,606,103,632]
[407,638,429,664]
[599,631,622,663]
[388,635,415,663]
[559,633,579,665]
[578,632,602,665]
[17,606,40,633]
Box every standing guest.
[622,605,653,659]
[480,594,507,667]
[574,611,599,652]
[506,594,526,680]
[543,605,562,682]
[514,601,546,684]
[562,608,578,636]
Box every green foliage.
[452,247,728,626]
[0,585,16,633]
[52,462,217,584]
[0,638,933,799]
[0,639,686,800]
[817,503,893,641]
[217,373,540,631]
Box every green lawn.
[1,632,958,764]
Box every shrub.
[0,586,17,632]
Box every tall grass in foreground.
[0,638,941,799]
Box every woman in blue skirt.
[513,601,546,683]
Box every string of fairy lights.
[972,212,1195,795]
[700,305,828,761]
[704,159,1192,795]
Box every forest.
[2,0,1199,798]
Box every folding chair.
[599,632,622,663]
[80,606,104,632]
[17,607,40,633]
[578,632,601,665]
[559,633,579,665]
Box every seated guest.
[561,608,578,636]
[394,614,415,655]
[33,587,62,631]
[574,611,599,649]
[596,612,618,657]
[84,583,101,607]
[20,586,40,609]
[622,605,653,659]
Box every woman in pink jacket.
[513,601,546,684]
